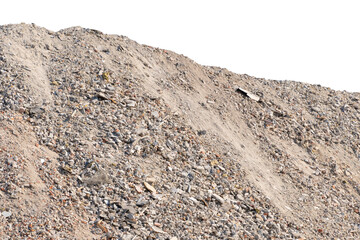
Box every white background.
[1,0,359,92]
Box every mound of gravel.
[0,23,360,239]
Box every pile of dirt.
[0,23,360,239]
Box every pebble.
[144,182,157,194]
[136,197,148,207]
[2,211,12,218]
[212,193,225,204]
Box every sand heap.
[0,23,360,239]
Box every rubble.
[235,87,261,101]
[0,23,359,239]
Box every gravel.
[0,23,359,239]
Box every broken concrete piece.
[235,87,261,102]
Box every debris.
[61,165,73,174]
[135,185,143,193]
[136,197,148,207]
[197,130,207,136]
[96,220,108,233]
[148,221,166,234]
[97,93,109,101]
[102,72,110,81]
[2,211,12,218]
[212,193,225,204]
[145,177,156,184]
[126,213,136,224]
[144,182,156,194]
[235,87,261,101]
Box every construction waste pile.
[0,24,360,239]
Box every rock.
[151,111,159,118]
[148,221,166,234]
[197,130,207,136]
[95,220,108,233]
[235,87,261,101]
[126,99,136,107]
[212,193,225,204]
[135,185,143,193]
[136,197,148,207]
[2,211,12,218]
[145,177,156,184]
[144,182,157,194]
[126,213,136,224]
[121,203,137,214]
[189,197,199,204]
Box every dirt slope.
[1,23,360,239]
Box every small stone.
[121,203,136,214]
[96,220,108,233]
[145,177,156,184]
[144,182,156,194]
[136,197,148,207]
[97,93,109,101]
[151,111,159,118]
[135,185,143,193]
[126,213,137,224]
[189,197,199,204]
[151,194,163,200]
[236,194,244,201]
[126,100,136,107]
[2,211,12,218]
[121,233,135,240]
[212,193,225,204]
[197,130,207,136]
[149,222,166,234]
